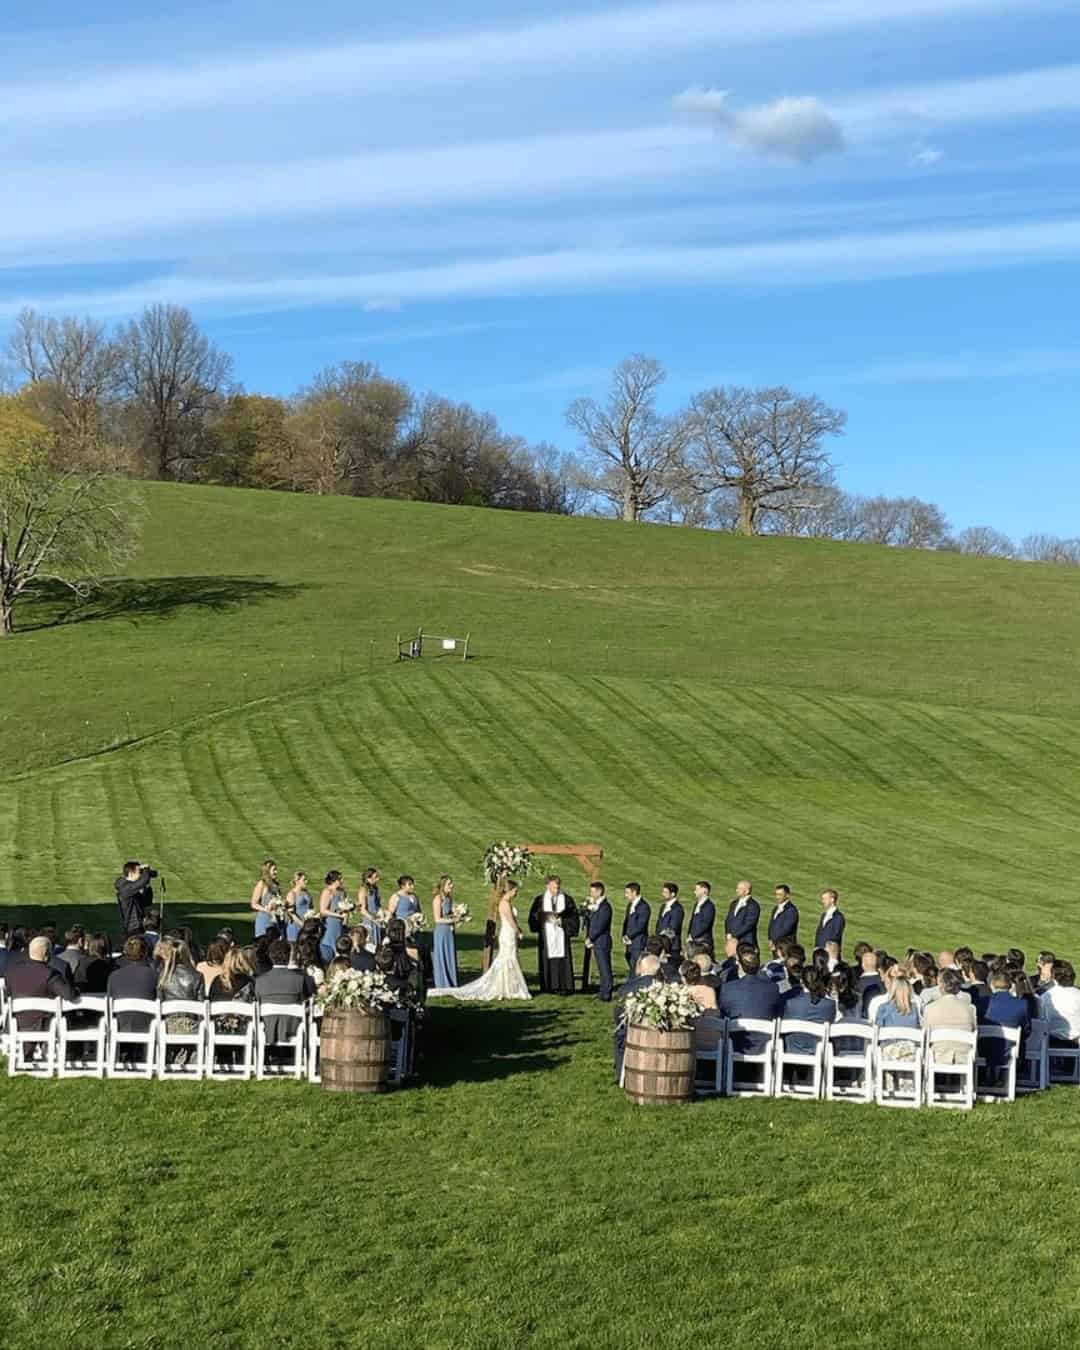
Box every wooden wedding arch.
[520,842,604,883]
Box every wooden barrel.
[623,1025,695,1105]
[320,1009,390,1094]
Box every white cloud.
[824,349,1080,383]
[362,296,402,313]
[0,0,1054,129]
[675,88,845,162]
[4,217,1080,321]
[910,145,946,167]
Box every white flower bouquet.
[300,909,321,926]
[373,907,393,927]
[315,968,405,1014]
[404,912,426,937]
[268,896,288,921]
[482,841,534,886]
[337,899,356,916]
[622,980,701,1032]
[451,904,471,925]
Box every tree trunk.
[0,601,13,636]
[737,493,757,536]
[622,481,641,522]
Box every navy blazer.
[725,898,760,948]
[622,900,651,946]
[687,899,716,946]
[780,988,836,1052]
[655,900,685,950]
[813,909,846,951]
[719,971,783,1029]
[587,899,613,947]
[768,902,799,946]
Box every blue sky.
[3,0,1080,536]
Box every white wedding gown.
[429,910,531,1001]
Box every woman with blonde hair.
[250,859,282,939]
[874,972,922,1089]
[431,880,529,1001]
[431,875,458,989]
[156,937,205,1062]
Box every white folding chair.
[1047,1033,1080,1086]
[724,1018,776,1097]
[825,1022,876,1103]
[693,1013,726,1097]
[6,997,60,1076]
[975,1026,1021,1103]
[926,1028,977,1109]
[207,1002,256,1081]
[388,1008,413,1085]
[775,1019,828,1098]
[157,1000,208,1079]
[1018,1018,1049,1094]
[307,1004,322,1084]
[255,1002,307,1079]
[874,1027,924,1107]
[58,996,108,1078]
[107,998,160,1078]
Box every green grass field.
[2,483,1080,1350]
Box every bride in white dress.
[429,880,531,1001]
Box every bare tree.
[951,525,1015,558]
[844,495,951,549]
[0,399,141,636]
[118,305,232,480]
[8,308,122,464]
[685,385,845,536]
[566,356,687,521]
[1020,533,1080,566]
[287,362,412,496]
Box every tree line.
[2,308,1077,635]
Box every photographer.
[114,861,158,936]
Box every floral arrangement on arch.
[315,968,404,1015]
[622,980,701,1032]
[482,841,534,886]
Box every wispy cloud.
[0,0,1044,128]
[675,88,845,162]
[5,217,1080,321]
[910,145,946,167]
[822,349,1080,383]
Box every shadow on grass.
[19,575,306,631]
[421,1004,570,1084]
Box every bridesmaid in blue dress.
[431,875,458,988]
[319,870,347,963]
[390,875,420,924]
[358,867,383,948]
[250,859,282,939]
[285,871,313,943]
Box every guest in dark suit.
[687,882,716,952]
[106,935,161,1037]
[349,928,376,973]
[75,934,115,994]
[725,880,760,951]
[813,889,845,955]
[982,969,1032,1077]
[613,955,663,1079]
[621,883,650,974]
[654,883,685,957]
[768,885,799,951]
[6,937,72,1029]
[719,945,783,1052]
[584,882,614,1002]
[963,959,992,1021]
[255,940,314,1046]
[780,966,837,1053]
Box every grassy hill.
[2,484,1080,1350]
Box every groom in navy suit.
[621,883,650,973]
[584,881,614,1001]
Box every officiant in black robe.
[528,875,580,994]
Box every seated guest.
[209,946,255,1003]
[197,940,230,995]
[53,928,86,977]
[866,958,898,1023]
[380,924,424,1004]
[156,938,206,1060]
[922,968,976,1062]
[1035,952,1056,995]
[873,972,921,1086]
[0,923,9,978]
[720,944,782,1052]
[292,931,326,988]
[911,953,940,1011]
[107,935,158,1024]
[349,928,376,973]
[981,968,1032,1079]
[656,934,680,982]
[140,910,162,955]
[74,934,114,994]
[6,936,73,1029]
[255,939,314,1048]
[251,934,274,977]
[782,948,806,997]
[680,962,717,1011]
[780,966,836,1053]
[963,960,992,1020]
[824,941,842,972]
[1040,960,1080,1047]
[613,956,663,1078]
[1011,971,1040,1023]
[768,941,803,992]
[811,947,830,976]
[326,956,352,979]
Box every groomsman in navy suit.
[813,888,846,955]
[688,881,716,952]
[584,881,614,1001]
[768,884,800,951]
[655,882,685,957]
[725,879,760,950]
[621,882,650,973]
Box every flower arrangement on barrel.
[620,981,702,1107]
[316,968,405,1014]
[482,841,534,886]
[622,981,702,1032]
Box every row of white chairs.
[2,996,414,1085]
[626,1016,1076,1108]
